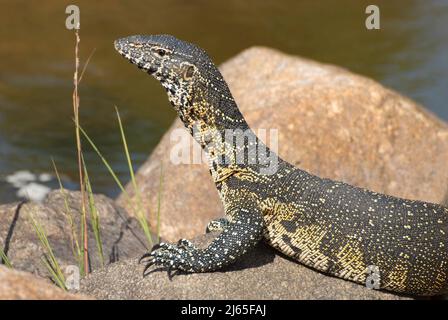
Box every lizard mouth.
[113,39,122,52]
[114,38,158,74]
[113,38,129,58]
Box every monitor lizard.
[114,34,448,296]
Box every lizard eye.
[184,65,195,79]
[156,48,166,57]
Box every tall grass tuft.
[77,115,154,248]
[27,207,66,290]
[72,28,89,273]
[20,26,160,287]
[52,159,84,275]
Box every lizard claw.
[167,267,175,280]
[139,239,200,274]
[150,242,164,251]
[139,252,153,264]
[142,260,157,276]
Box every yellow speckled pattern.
[116,34,448,296]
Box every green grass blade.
[156,164,164,243]
[81,155,104,267]
[27,207,66,290]
[77,117,154,248]
[77,123,128,196]
[115,106,153,247]
[41,256,67,290]
[115,107,138,194]
[0,247,13,268]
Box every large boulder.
[117,47,448,241]
[0,190,149,279]
[79,233,410,300]
[0,265,90,299]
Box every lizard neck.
[185,103,279,182]
[165,63,280,180]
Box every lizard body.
[114,35,448,296]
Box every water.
[0,0,447,203]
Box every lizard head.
[114,34,246,132]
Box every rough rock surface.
[80,233,411,300]
[117,46,448,241]
[0,265,90,299]
[0,190,149,279]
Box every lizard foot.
[140,239,201,275]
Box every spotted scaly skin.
[115,35,448,296]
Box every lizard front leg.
[140,206,264,273]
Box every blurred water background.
[0,0,447,202]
